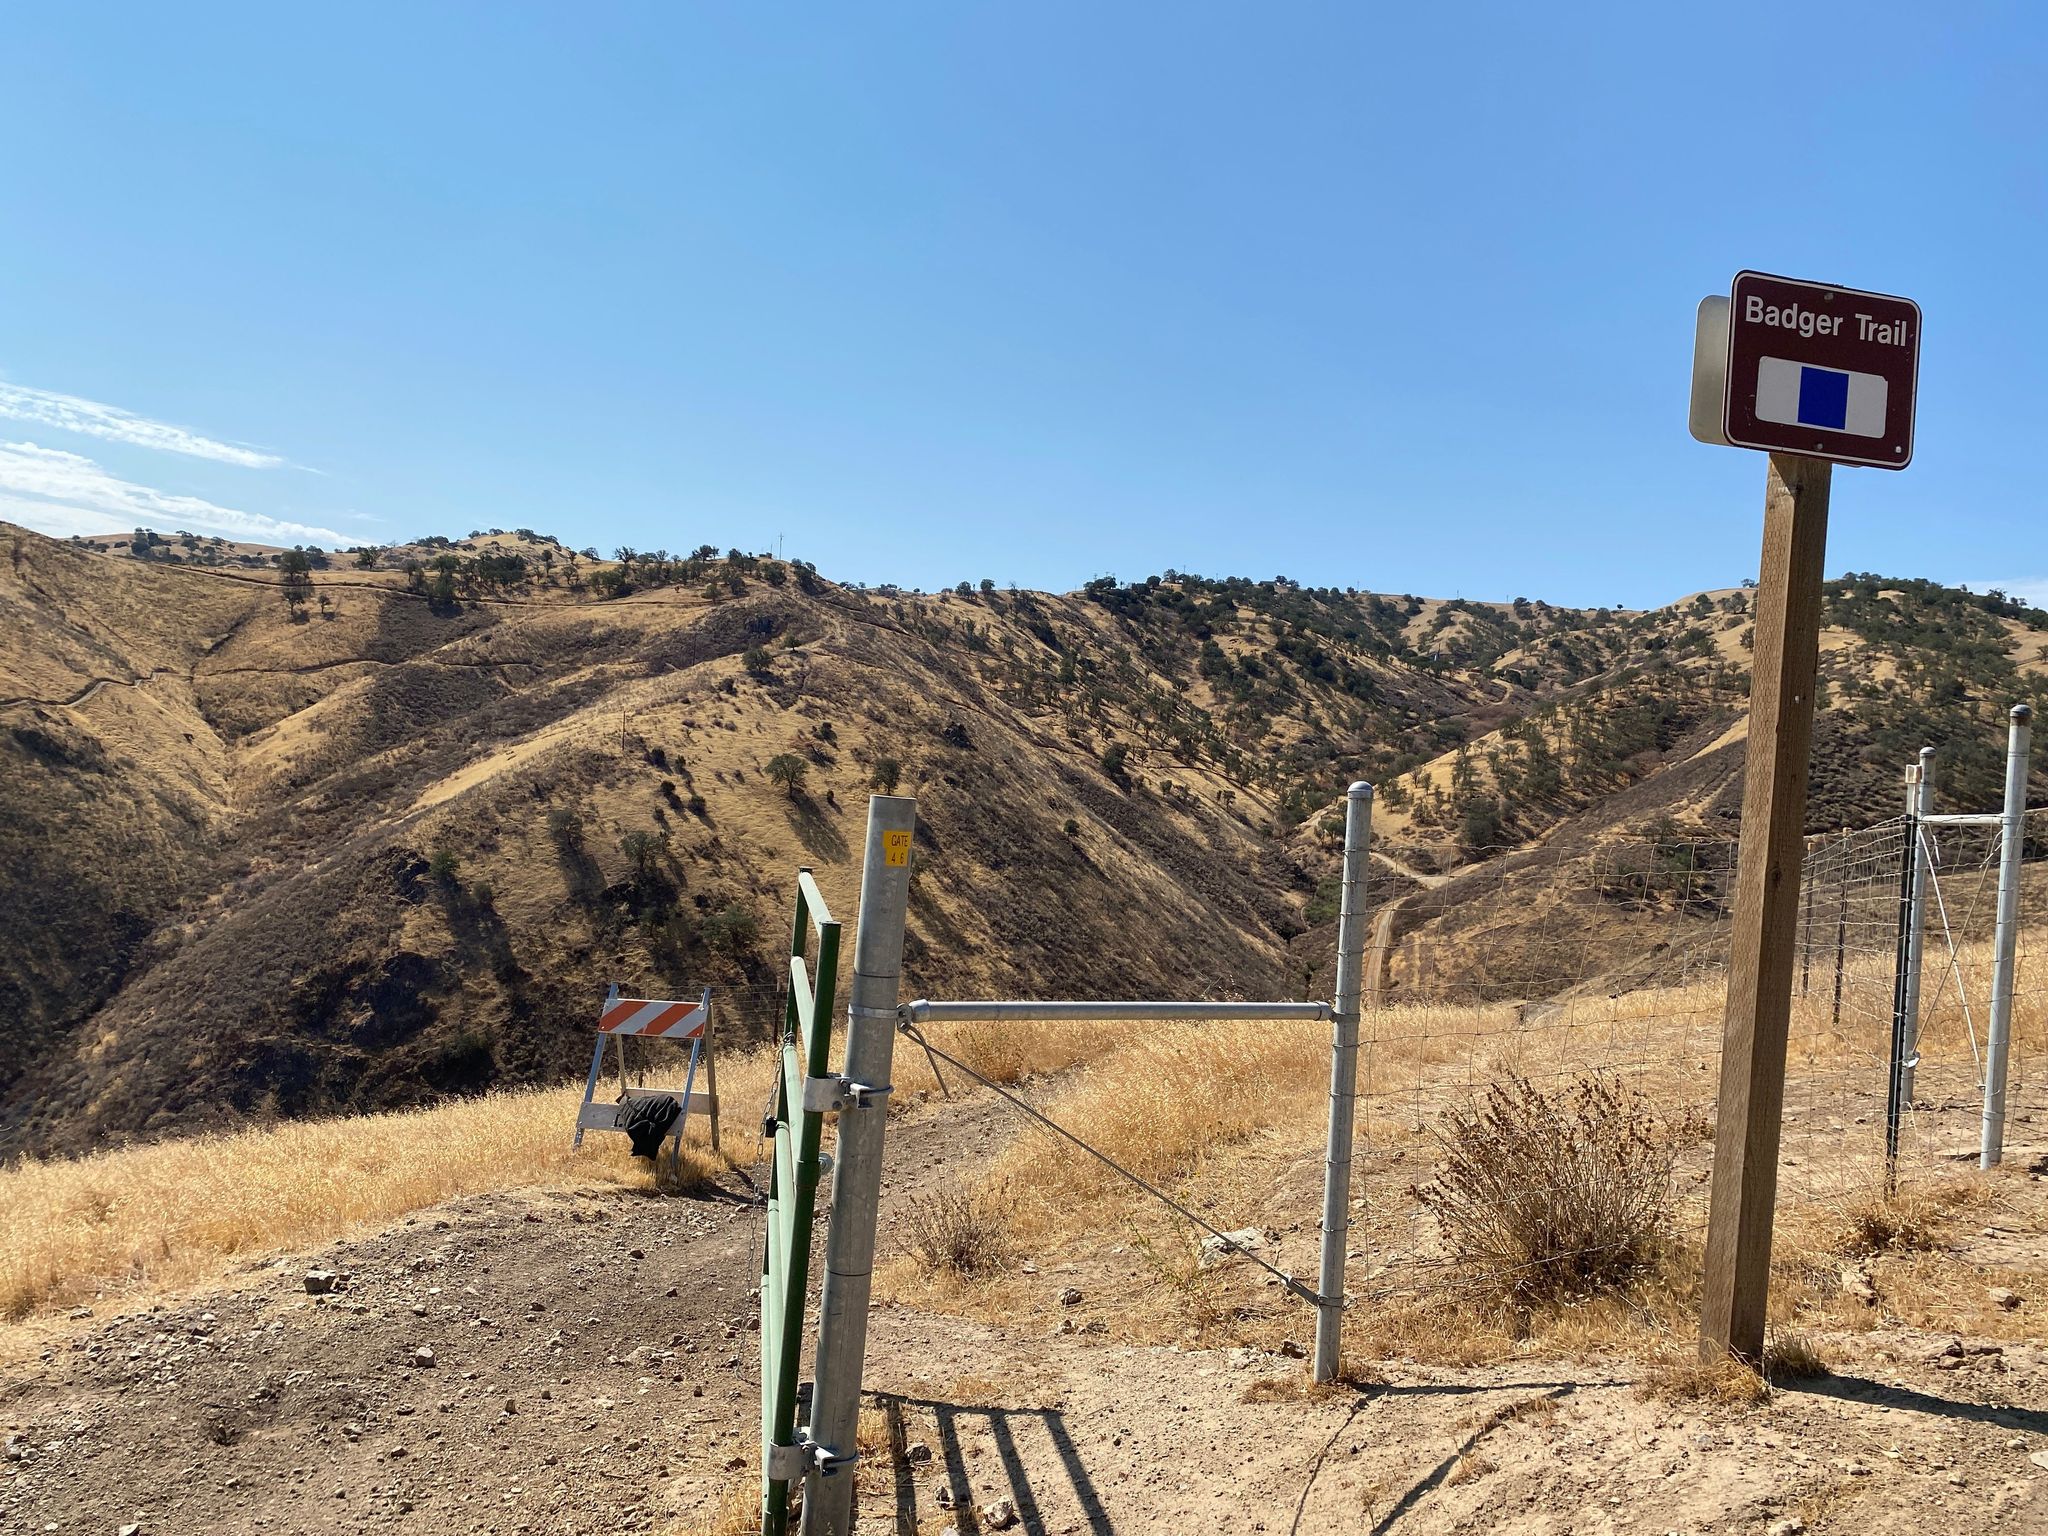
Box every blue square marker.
[1797,366,1849,431]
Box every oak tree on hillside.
[278,549,313,619]
[869,757,901,795]
[765,753,809,798]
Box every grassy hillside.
[3,520,2044,1157]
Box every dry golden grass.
[1638,1354,1772,1406]
[1241,1359,1388,1403]
[1764,1332,1832,1380]
[660,1477,756,1536]
[0,1047,778,1325]
[980,1018,1331,1211]
[1445,1452,1498,1485]
[1824,1186,1964,1257]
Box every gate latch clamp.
[765,1434,858,1481]
[801,1074,893,1114]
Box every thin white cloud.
[0,382,283,469]
[0,440,347,547]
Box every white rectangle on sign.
[1755,356,1888,439]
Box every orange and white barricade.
[572,984,717,1160]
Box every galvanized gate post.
[802,795,918,1536]
[1982,705,2033,1168]
[1313,782,1373,1383]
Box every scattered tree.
[620,829,667,879]
[870,757,902,795]
[764,753,809,797]
[279,549,313,619]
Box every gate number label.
[883,830,912,867]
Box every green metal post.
[761,870,840,1536]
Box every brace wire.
[897,1018,1330,1309]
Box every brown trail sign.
[1689,270,1920,1363]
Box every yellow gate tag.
[882,830,912,867]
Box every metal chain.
[896,1019,1330,1309]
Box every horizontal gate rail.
[899,998,1332,1024]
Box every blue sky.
[1,4,2042,606]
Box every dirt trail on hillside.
[5,1095,2048,1535]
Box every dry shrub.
[900,1185,1015,1277]
[1240,1358,1387,1404]
[1447,1453,1499,1486]
[1638,1354,1771,1406]
[1830,1190,1949,1257]
[1481,1393,1561,1428]
[1240,1374,1303,1404]
[1763,1332,1831,1381]
[1417,1072,1675,1303]
[1638,1331,1826,1404]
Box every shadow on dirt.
[1353,1383,1579,1536]
[1779,1372,2048,1434]
[877,1392,1114,1536]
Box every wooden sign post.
[1690,269,1919,1363]
[1699,453,1831,1362]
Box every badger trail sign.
[1691,270,1920,469]
[1688,268,1919,1367]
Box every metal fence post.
[1313,782,1373,1383]
[1799,844,1816,997]
[1884,802,1919,1194]
[1981,705,2033,1168]
[1830,865,1848,1034]
[802,795,918,1536]
[1899,747,1935,1104]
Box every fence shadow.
[1359,1385,1577,1536]
[1779,1372,2048,1434]
[874,1392,1114,1536]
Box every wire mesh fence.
[1335,807,2048,1316]
[1908,806,2048,1145]
[879,799,2045,1339]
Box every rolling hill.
[3,519,2043,1157]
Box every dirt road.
[5,1098,2047,1534]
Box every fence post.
[704,993,722,1157]
[1884,799,1919,1194]
[1981,705,2033,1168]
[802,795,918,1536]
[1899,747,1936,1104]
[1314,782,1374,1383]
[1799,843,1816,997]
[1830,864,1848,1034]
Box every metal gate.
[760,869,842,1536]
